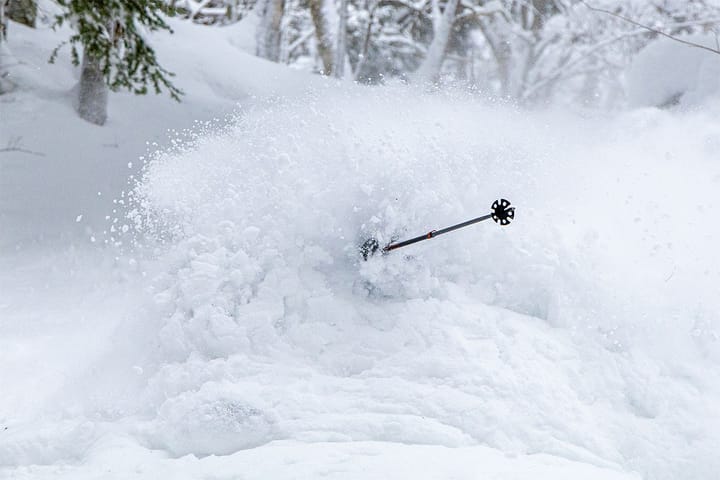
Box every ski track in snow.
[2,20,720,480]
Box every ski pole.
[361,199,515,260]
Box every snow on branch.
[170,0,253,24]
[454,1,507,27]
[580,1,720,55]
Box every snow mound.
[109,89,720,478]
[3,441,641,480]
[3,89,720,479]
[627,35,720,108]
[150,383,277,456]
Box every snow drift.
[113,90,720,478]
[627,35,720,108]
[3,87,720,480]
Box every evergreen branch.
[52,0,183,101]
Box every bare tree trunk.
[476,18,511,97]
[495,36,512,97]
[76,50,108,126]
[308,0,334,75]
[0,0,7,42]
[0,0,15,94]
[333,0,347,78]
[413,0,460,83]
[278,0,294,63]
[7,0,35,28]
[256,0,285,61]
[353,0,379,81]
[228,0,240,22]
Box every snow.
[0,17,318,249]
[2,15,720,480]
[626,35,720,108]
[5,440,639,480]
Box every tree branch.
[453,3,506,28]
[581,0,720,55]
[0,137,46,157]
[522,13,720,102]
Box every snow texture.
[626,35,720,108]
[2,14,720,480]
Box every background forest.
[3,0,720,124]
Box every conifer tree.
[52,0,182,125]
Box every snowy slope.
[0,18,319,249]
[2,15,720,480]
[626,35,720,108]
[5,441,640,480]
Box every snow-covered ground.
[0,17,313,249]
[2,16,720,480]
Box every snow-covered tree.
[412,0,461,82]
[414,0,504,82]
[333,0,505,83]
[333,0,348,77]
[171,0,253,24]
[308,0,336,74]
[52,0,182,125]
[256,0,285,61]
[458,0,720,103]
[246,0,720,100]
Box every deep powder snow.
[2,75,720,479]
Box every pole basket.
[491,198,515,226]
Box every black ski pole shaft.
[383,213,493,252]
[359,199,514,260]
[378,199,515,255]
